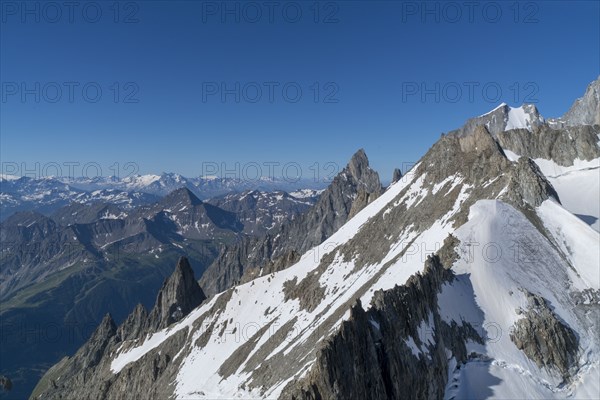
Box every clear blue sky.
[1,0,599,181]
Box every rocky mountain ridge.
[199,148,383,295]
[25,77,600,399]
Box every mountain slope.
[34,122,600,399]
[206,190,318,236]
[31,78,600,400]
[199,149,382,295]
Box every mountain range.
[0,174,328,222]
[1,76,598,399]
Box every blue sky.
[1,0,599,182]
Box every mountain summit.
[450,103,545,137]
[549,75,600,127]
[147,256,207,330]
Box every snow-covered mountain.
[450,103,545,137]
[0,173,327,222]
[0,162,349,399]
[32,78,600,399]
[69,173,328,199]
[0,176,160,221]
[450,76,600,138]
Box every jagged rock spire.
[77,313,117,369]
[392,168,402,184]
[347,148,382,193]
[148,257,207,330]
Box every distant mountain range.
[0,174,328,222]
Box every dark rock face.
[280,255,483,400]
[510,292,579,380]
[199,149,383,295]
[0,375,12,392]
[78,313,118,370]
[117,303,148,341]
[392,168,402,184]
[147,256,207,330]
[448,77,600,167]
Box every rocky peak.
[549,76,600,127]
[161,187,203,208]
[199,149,383,295]
[117,303,148,341]
[77,313,117,369]
[449,102,545,138]
[346,148,382,193]
[147,257,206,330]
[391,168,402,184]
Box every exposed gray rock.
[548,76,600,127]
[199,149,383,295]
[78,313,118,370]
[29,79,600,400]
[449,103,544,138]
[280,254,483,400]
[510,292,579,380]
[448,77,600,167]
[147,256,207,330]
[206,190,317,236]
[496,124,600,167]
[505,157,560,207]
[117,303,148,341]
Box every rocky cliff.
[199,149,382,295]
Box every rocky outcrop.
[280,255,483,400]
[199,149,383,295]
[505,157,560,207]
[510,292,579,380]
[496,124,600,166]
[392,168,402,184]
[548,76,600,127]
[147,256,207,330]
[449,77,600,167]
[31,257,207,400]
